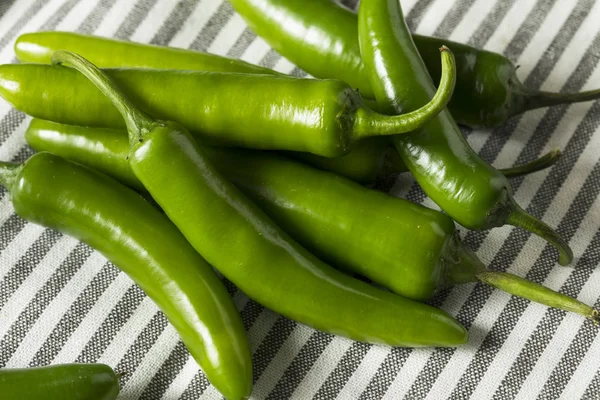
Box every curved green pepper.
[52,50,468,347]
[12,31,561,183]
[227,0,600,128]
[357,0,572,265]
[0,152,252,400]
[0,47,455,157]
[0,364,119,400]
[24,119,597,323]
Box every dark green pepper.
[51,50,468,347]
[357,0,572,265]
[24,119,597,323]
[0,47,454,157]
[228,0,600,128]
[0,152,252,400]
[0,363,119,400]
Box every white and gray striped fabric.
[0,0,599,398]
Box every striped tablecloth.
[1,0,599,398]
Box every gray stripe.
[468,0,516,47]
[29,263,119,366]
[0,214,27,254]
[405,0,435,32]
[358,348,412,400]
[78,0,118,34]
[0,109,27,149]
[0,0,47,54]
[259,48,282,69]
[433,0,478,39]
[115,311,168,388]
[36,0,78,31]
[139,341,190,400]
[226,27,256,59]
[114,0,158,40]
[75,284,145,363]
[180,371,211,400]
[267,331,335,400]
[504,0,558,61]
[583,371,600,400]
[149,0,202,46]
[313,341,371,400]
[189,0,234,52]
[0,0,18,20]
[252,316,297,384]
[0,243,92,366]
[0,229,62,311]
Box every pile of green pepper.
[1,0,599,399]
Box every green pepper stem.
[351,46,456,140]
[521,88,600,113]
[506,202,573,266]
[51,51,156,146]
[446,241,597,324]
[499,148,561,178]
[476,271,599,324]
[0,161,21,190]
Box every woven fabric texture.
[0,0,599,399]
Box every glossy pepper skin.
[0,152,252,400]
[0,50,454,157]
[227,0,600,128]
[357,0,572,265]
[0,364,119,400]
[53,51,469,347]
[25,119,599,323]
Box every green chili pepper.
[24,119,595,323]
[12,31,560,183]
[51,50,468,347]
[227,0,600,128]
[356,0,572,266]
[0,152,252,400]
[0,363,119,400]
[0,46,455,158]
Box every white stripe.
[248,308,280,353]
[334,345,392,400]
[381,348,431,399]
[514,268,600,397]
[5,251,107,367]
[511,0,579,82]
[95,0,140,37]
[52,272,135,363]
[160,356,199,400]
[118,323,181,399]
[240,36,271,65]
[0,235,78,340]
[0,116,30,161]
[0,197,16,228]
[55,0,101,32]
[272,57,297,74]
[290,337,354,399]
[0,0,38,40]
[130,0,180,44]
[450,0,498,44]
[414,0,457,36]
[484,0,538,53]
[96,296,159,366]
[0,223,46,282]
[206,13,246,56]
[0,0,66,64]
[251,323,314,399]
[170,0,223,49]
[559,297,600,399]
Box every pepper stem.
[506,202,573,266]
[351,46,456,140]
[499,148,561,178]
[0,161,21,190]
[521,88,600,113]
[446,240,597,324]
[477,271,599,324]
[51,51,157,146]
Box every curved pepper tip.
[439,45,450,53]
